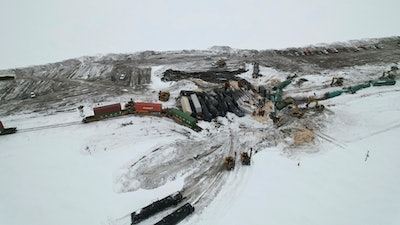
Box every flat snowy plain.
[1,67,399,225]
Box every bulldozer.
[224,156,236,171]
[158,91,170,102]
[330,77,344,86]
[306,97,325,111]
[240,148,253,165]
[380,67,397,80]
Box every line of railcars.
[82,101,202,131]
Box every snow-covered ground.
[193,85,400,225]
[1,66,399,225]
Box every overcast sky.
[1,0,399,69]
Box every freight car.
[0,121,17,135]
[190,93,202,118]
[134,102,163,115]
[131,192,183,224]
[83,103,126,123]
[168,108,202,132]
[154,203,195,225]
[180,96,192,116]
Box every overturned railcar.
[131,192,183,224]
[154,203,195,225]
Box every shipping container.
[93,103,121,116]
[171,108,197,128]
[190,94,202,115]
[135,102,162,113]
[180,96,192,116]
[0,121,3,130]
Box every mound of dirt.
[293,127,314,145]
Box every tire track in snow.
[315,131,346,149]
[346,122,400,143]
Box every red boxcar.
[135,102,162,113]
[0,121,4,130]
[93,103,122,116]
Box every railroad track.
[17,121,82,133]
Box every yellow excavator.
[158,91,170,102]
[306,97,325,111]
[276,97,303,118]
[330,77,344,86]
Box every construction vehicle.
[306,97,325,111]
[224,156,236,171]
[275,97,303,118]
[240,152,251,165]
[215,59,226,68]
[330,77,344,86]
[158,91,170,102]
[380,71,395,80]
[379,66,398,80]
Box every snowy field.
[1,65,400,225]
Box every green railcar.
[273,79,292,90]
[371,79,396,86]
[349,82,371,93]
[324,90,345,99]
[170,108,197,129]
